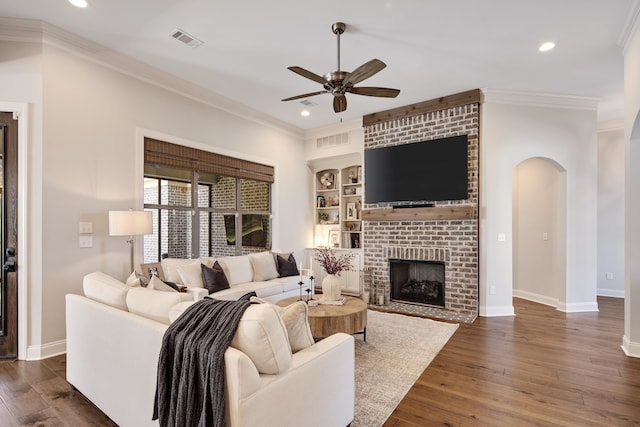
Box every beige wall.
[480,99,598,316]
[1,39,309,358]
[624,19,640,357]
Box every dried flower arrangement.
[314,247,355,276]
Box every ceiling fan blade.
[281,91,328,102]
[343,58,386,86]
[349,86,400,98]
[333,95,347,113]
[287,66,327,85]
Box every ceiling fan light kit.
[282,22,400,113]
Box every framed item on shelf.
[346,202,356,220]
[317,195,326,208]
[328,230,340,248]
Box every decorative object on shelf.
[346,202,357,220]
[317,195,325,208]
[328,230,340,247]
[314,247,355,302]
[344,187,356,196]
[348,170,357,183]
[349,233,360,249]
[320,172,334,189]
[319,212,329,223]
[332,213,340,223]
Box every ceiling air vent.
[170,28,204,48]
[317,132,350,149]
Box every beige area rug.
[352,310,459,427]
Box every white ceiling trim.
[618,0,640,54]
[482,89,599,112]
[0,17,304,139]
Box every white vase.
[322,274,342,301]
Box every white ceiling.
[0,0,635,131]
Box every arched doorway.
[512,157,567,307]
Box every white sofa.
[161,251,310,303]
[66,272,354,427]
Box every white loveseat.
[66,272,354,427]
[160,251,309,302]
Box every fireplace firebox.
[390,259,445,307]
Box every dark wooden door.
[0,112,18,358]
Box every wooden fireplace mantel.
[361,205,475,221]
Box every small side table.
[277,295,367,341]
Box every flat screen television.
[364,135,468,204]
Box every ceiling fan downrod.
[332,22,345,72]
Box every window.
[143,139,273,262]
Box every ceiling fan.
[282,22,400,113]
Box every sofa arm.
[226,333,355,427]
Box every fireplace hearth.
[390,259,445,308]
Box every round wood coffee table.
[276,295,367,341]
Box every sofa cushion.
[230,303,292,374]
[126,287,184,325]
[83,272,130,311]
[218,256,253,286]
[251,297,314,353]
[276,254,299,278]
[202,261,231,294]
[176,259,212,288]
[248,251,279,281]
[209,280,284,301]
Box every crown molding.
[0,17,304,139]
[597,119,625,132]
[618,0,640,54]
[482,88,599,111]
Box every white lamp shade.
[109,211,153,236]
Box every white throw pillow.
[250,297,314,353]
[161,258,195,284]
[230,303,292,374]
[83,272,130,311]
[248,251,279,282]
[125,272,141,287]
[176,259,212,288]
[148,275,178,292]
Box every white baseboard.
[513,289,558,308]
[26,339,66,361]
[557,301,599,313]
[622,335,640,358]
[513,290,599,313]
[479,305,515,317]
[597,288,625,298]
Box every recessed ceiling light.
[539,41,556,52]
[301,110,310,117]
[68,0,88,7]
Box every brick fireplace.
[361,90,480,318]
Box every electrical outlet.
[606,272,614,280]
[489,285,496,295]
[79,222,93,234]
[497,233,506,242]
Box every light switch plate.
[79,222,93,234]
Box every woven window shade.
[144,138,274,183]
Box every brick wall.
[363,102,479,315]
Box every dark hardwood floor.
[0,297,637,426]
[386,297,640,427]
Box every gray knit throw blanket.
[153,298,251,427]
